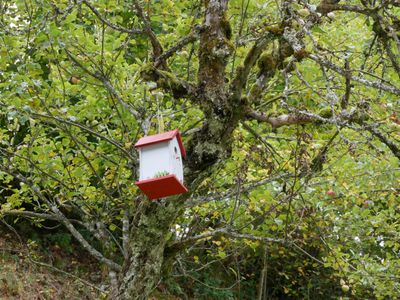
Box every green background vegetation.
[0,0,399,298]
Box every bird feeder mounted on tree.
[134,129,188,200]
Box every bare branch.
[1,210,89,228]
[65,49,142,121]
[132,0,163,59]
[308,54,400,96]
[100,75,142,119]
[171,227,284,250]
[341,56,352,109]
[0,167,122,272]
[122,208,130,260]
[186,172,292,207]
[2,210,60,221]
[32,259,104,292]
[366,126,400,160]
[30,111,136,161]
[82,0,142,34]
[154,26,202,68]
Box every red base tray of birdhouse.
[135,175,188,200]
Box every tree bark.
[114,1,238,299]
[115,201,184,299]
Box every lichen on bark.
[115,1,298,299]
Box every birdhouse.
[134,129,188,200]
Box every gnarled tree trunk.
[115,1,236,299]
[115,201,184,299]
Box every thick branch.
[231,33,277,99]
[198,0,231,95]
[341,57,352,109]
[247,110,315,128]
[141,65,197,100]
[52,203,121,272]
[317,3,371,15]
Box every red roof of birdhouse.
[134,129,186,158]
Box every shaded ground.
[0,225,104,299]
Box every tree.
[0,0,399,299]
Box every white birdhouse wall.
[138,137,184,182]
[139,142,171,181]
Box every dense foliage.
[0,0,399,299]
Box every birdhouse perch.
[134,129,188,200]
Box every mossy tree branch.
[140,64,198,100]
[231,33,279,101]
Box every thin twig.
[82,0,142,34]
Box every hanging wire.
[156,92,164,133]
